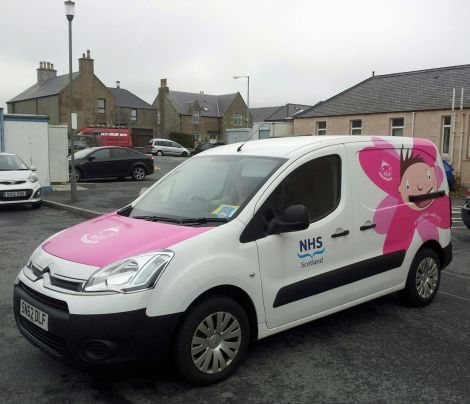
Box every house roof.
[297,64,470,118]
[250,103,312,122]
[250,106,282,122]
[7,73,79,103]
[108,88,154,110]
[166,91,239,117]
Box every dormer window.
[193,111,200,124]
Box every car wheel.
[398,248,441,307]
[132,166,146,181]
[174,296,249,386]
[32,201,42,209]
[181,151,189,157]
[157,150,163,156]
[71,168,81,183]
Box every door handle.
[331,229,349,238]
[360,223,376,231]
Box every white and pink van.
[14,136,452,385]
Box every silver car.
[145,138,190,157]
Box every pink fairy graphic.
[359,137,451,254]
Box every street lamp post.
[65,0,77,202]
[233,75,250,128]
[116,80,121,146]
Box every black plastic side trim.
[273,250,406,308]
[442,242,452,269]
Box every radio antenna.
[237,124,263,152]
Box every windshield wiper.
[131,215,184,224]
[180,217,228,224]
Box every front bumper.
[0,184,41,205]
[13,282,181,367]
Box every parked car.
[442,160,456,191]
[69,147,154,182]
[145,138,190,157]
[191,141,226,156]
[462,188,470,228]
[0,152,42,208]
[14,136,452,385]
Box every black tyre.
[174,296,250,385]
[32,201,42,209]
[181,151,189,157]
[72,168,81,183]
[156,150,163,156]
[132,166,146,181]
[398,248,441,307]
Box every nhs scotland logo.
[297,237,325,268]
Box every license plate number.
[3,191,27,197]
[20,299,48,331]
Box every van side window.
[262,154,341,223]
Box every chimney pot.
[372,70,375,77]
[82,53,85,58]
[161,78,168,87]
[46,62,50,70]
[39,62,43,69]
[87,49,90,58]
[51,63,54,70]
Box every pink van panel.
[42,213,212,267]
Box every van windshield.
[129,155,285,223]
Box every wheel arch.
[418,240,444,267]
[182,285,259,341]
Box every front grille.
[19,317,65,355]
[19,282,69,312]
[0,189,33,201]
[50,276,83,292]
[0,180,26,185]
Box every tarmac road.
[0,202,469,403]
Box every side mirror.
[30,166,36,172]
[267,205,310,235]
[88,156,96,162]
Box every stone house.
[7,51,155,146]
[294,64,470,186]
[153,79,251,143]
[108,85,156,147]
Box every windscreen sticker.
[211,204,239,218]
[359,137,450,254]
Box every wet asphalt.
[0,188,469,402]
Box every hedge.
[169,132,193,148]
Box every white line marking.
[452,226,467,229]
[442,271,470,280]
[438,291,470,303]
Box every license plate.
[3,191,27,198]
[20,299,48,331]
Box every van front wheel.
[174,296,249,385]
[398,248,441,307]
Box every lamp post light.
[65,0,77,202]
[233,75,250,128]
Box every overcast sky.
[2,0,470,111]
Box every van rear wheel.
[398,248,441,307]
[174,296,249,385]
[156,150,163,156]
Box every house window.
[97,98,106,114]
[233,113,243,126]
[156,110,161,124]
[193,133,201,142]
[316,121,327,136]
[390,118,404,136]
[441,115,452,157]
[350,119,362,135]
[193,111,200,124]
[131,109,137,121]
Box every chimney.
[200,91,204,95]
[79,50,94,75]
[159,78,169,94]
[37,60,57,83]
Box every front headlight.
[84,250,174,293]
[28,173,38,183]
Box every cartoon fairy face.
[398,161,438,211]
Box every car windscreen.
[0,154,29,171]
[129,155,285,222]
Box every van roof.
[203,135,421,159]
